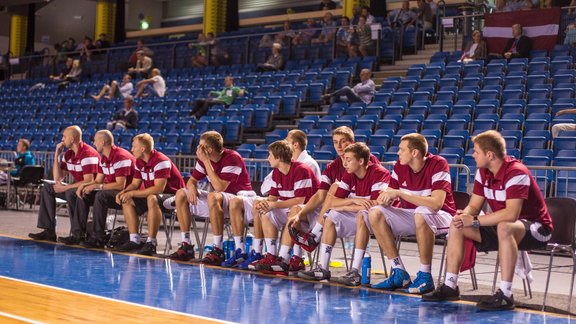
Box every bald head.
[96,130,114,146]
[65,125,82,141]
[151,68,161,77]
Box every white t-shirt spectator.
[120,82,134,98]
[152,75,166,97]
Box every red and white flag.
[483,8,561,54]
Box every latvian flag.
[483,8,561,54]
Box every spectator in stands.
[387,1,417,28]
[135,68,166,98]
[336,16,358,57]
[28,126,99,242]
[106,95,138,131]
[64,37,76,53]
[190,76,246,119]
[128,50,153,79]
[49,57,73,81]
[356,16,374,57]
[207,33,230,67]
[312,12,338,44]
[64,59,82,82]
[502,24,532,59]
[91,74,134,101]
[77,130,135,248]
[564,23,576,46]
[169,131,255,263]
[114,133,185,255]
[417,0,434,31]
[423,131,553,311]
[351,5,362,25]
[278,21,297,45]
[551,108,576,138]
[10,139,35,177]
[189,33,208,68]
[459,30,487,62]
[95,33,110,51]
[257,43,284,72]
[78,36,96,62]
[259,34,274,48]
[293,19,318,45]
[324,68,375,104]
[361,6,376,25]
[128,40,154,67]
[319,0,337,10]
[57,59,82,90]
[427,0,438,15]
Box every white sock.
[254,238,263,253]
[444,272,459,289]
[181,232,191,244]
[388,256,405,270]
[265,238,277,255]
[310,223,323,242]
[419,264,432,273]
[213,235,223,249]
[352,248,365,271]
[319,243,333,270]
[146,237,157,245]
[129,234,140,244]
[500,281,513,298]
[292,244,303,257]
[279,245,291,261]
[234,236,244,252]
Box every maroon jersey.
[134,150,184,194]
[99,145,135,186]
[473,157,553,231]
[390,153,456,215]
[320,154,381,190]
[60,142,99,183]
[269,161,319,203]
[191,148,252,194]
[335,163,391,199]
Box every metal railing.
[2,150,573,200]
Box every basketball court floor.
[0,235,572,323]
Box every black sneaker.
[28,229,57,242]
[137,242,157,256]
[200,247,225,265]
[58,235,84,245]
[169,242,196,261]
[80,237,106,249]
[422,283,461,302]
[114,241,143,252]
[476,289,514,311]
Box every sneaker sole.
[422,295,461,302]
[476,304,514,311]
[259,269,288,276]
[297,273,329,281]
[331,279,360,287]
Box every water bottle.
[106,214,115,231]
[245,234,253,253]
[225,238,235,259]
[361,252,371,285]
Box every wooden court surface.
[0,276,229,324]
